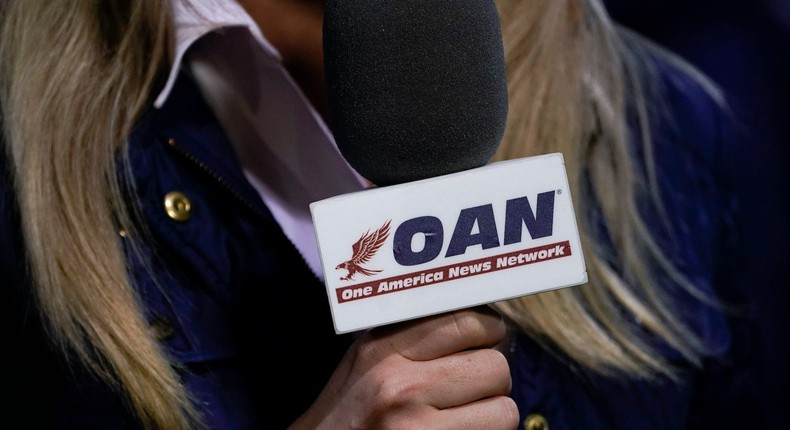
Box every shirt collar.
[155,0,281,108]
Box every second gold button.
[524,414,548,430]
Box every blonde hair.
[0,0,722,428]
[1,1,199,428]
[493,0,721,378]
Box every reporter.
[0,1,516,429]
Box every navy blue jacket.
[1,60,770,428]
[1,74,354,429]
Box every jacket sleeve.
[682,85,772,429]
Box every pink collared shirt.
[156,1,367,280]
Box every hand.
[290,306,519,430]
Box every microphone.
[323,0,508,185]
[312,0,587,333]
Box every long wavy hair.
[0,1,199,429]
[493,0,722,378]
[0,0,721,428]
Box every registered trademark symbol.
[557,189,563,195]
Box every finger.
[420,348,512,409]
[434,395,520,430]
[360,349,510,411]
[369,306,506,361]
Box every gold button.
[164,191,192,222]
[524,414,548,430]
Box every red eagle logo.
[335,220,392,281]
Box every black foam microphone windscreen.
[323,0,508,186]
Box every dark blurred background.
[605,0,790,428]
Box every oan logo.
[335,190,557,282]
